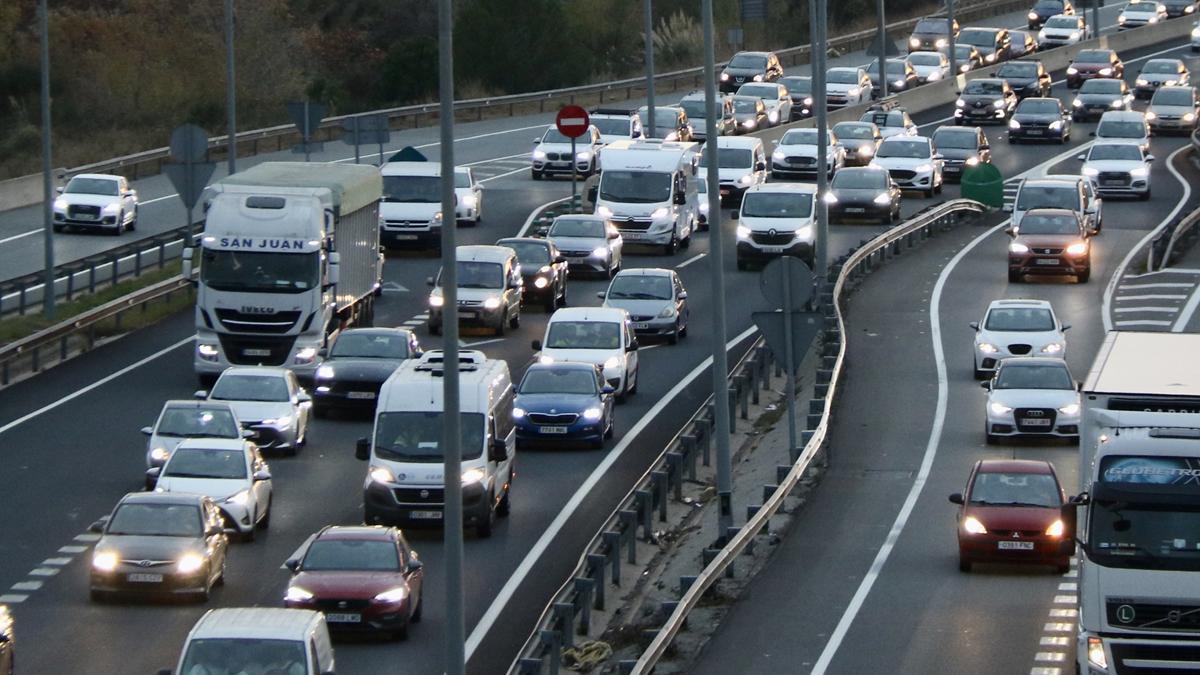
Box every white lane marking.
[1045,622,1074,632]
[1115,294,1188,300]
[42,557,72,566]
[1049,608,1078,618]
[0,336,193,436]
[465,324,760,661]
[415,313,430,319]
[461,152,527,167]
[28,568,59,577]
[139,194,176,206]
[479,166,530,183]
[1124,268,1200,277]
[1035,652,1068,662]
[1173,277,1200,332]
[1113,306,1179,313]
[10,581,41,591]
[0,228,42,245]
[1103,144,1192,332]
[1041,637,1071,647]
[1119,282,1195,289]
[1030,669,1062,675]
[518,196,571,237]
[463,338,506,348]
[402,320,425,326]
[1054,595,1077,604]
[58,545,87,554]
[676,253,707,269]
[1115,319,1173,326]
[73,533,101,542]
[1064,568,1078,577]
[0,595,27,603]
[1058,582,1077,592]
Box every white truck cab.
[699,135,769,204]
[734,183,818,270]
[593,139,699,255]
[379,161,444,251]
[160,607,334,675]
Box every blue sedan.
[513,362,615,449]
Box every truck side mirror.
[948,493,964,505]
[325,252,340,289]
[181,247,195,280]
[489,438,508,462]
[587,186,598,202]
[1060,501,1079,544]
[355,437,370,461]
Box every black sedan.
[313,328,422,415]
[497,237,569,311]
[997,60,1052,98]
[867,59,920,95]
[1071,78,1134,121]
[1028,0,1074,27]
[826,166,901,225]
[955,78,1018,125]
[1009,97,1072,143]
[932,126,991,183]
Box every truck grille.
[1111,642,1200,673]
[217,335,296,366]
[750,232,794,246]
[1107,602,1200,633]
[1015,408,1056,432]
[214,309,301,334]
[393,487,443,504]
[528,412,579,425]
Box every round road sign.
[556,105,591,139]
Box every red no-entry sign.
[555,105,590,138]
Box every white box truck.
[187,162,383,383]
[593,139,699,255]
[1069,331,1200,674]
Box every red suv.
[284,525,424,638]
[1007,208,1091,283]
[949,459,1072,573]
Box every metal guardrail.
[1147,128,1200,270]
[0,274,193,387]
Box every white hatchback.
[970,299,1069,379]
[533,307,640,400]
[983,357,1081,444]
[152,438,273,540]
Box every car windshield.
[1017,99,1060,113]
[500,241,551,266]
[782,77,812,93]
[107,503,201,537]
[827,69,861,84]
[546,321,621,350]
[999,63,1037,77]
[915,18,951,33]
[591,118,631,135]
[959,29,996,46]
[832,170,885,189]
[781,130,821,146]
[1046,16,1080,27]
[598,171,672,204]
[1126,2,1159,10]
[909,53,944,67]
[1017,186,1078,210]
[181,639,306,675]
[211,374,289,402]
[382,175,439,203]
[373,411,485,461]
[700,148,753,168]
[637,107,679,127]
[876,141,929,159]
[680,100,708,120]
[1076,50,1111,63]
[1143,61,1179,74]
[302,539,399,571]
[732,99,761,114]
[738,84,778,99]
[741,192,814,218]
[969,472,1061,507]
[984,307,1056,331]
[1019,213,1080,234]
[542,128,582,143]
[1089,144,1142,161]
[200,249,320,293]
[163,447,248,480]
[65,177,118,195]
[1098,120,1147,138]
[607,274,674,300]
[520,368,598,395]
[330,332,411,359]
[1080,79,1122,93]
[965,80,1004,95]
[866,61,908,75]
[833,123,876,139]
[1035,0,1065,9]
[933,129,978,148]
[729,53,767,69]
[1152,88,1194,105]
[550,218,607,238]
[454,171,472,188]
[862,111,906,127]
[995,364,1073,389]
[156,407,239,438]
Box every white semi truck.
[1070,331,1200,674]
[185,162,383,383]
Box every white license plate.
[1026,130,1044,136]
[621,232,644,240]
[347,391,375,400]
[720,189,731,196]
[1103,180,1124,186]
[632,322,649,329]
[243,348,271,357]
[539,426,569,434]
[1022,417,1053,426]
[392,234,419,240]
[409,510,442,520]
[127,573,163,583]
[457,311,476,319]
[998,541,1035,550]
[845,207,866,213]
[1035,258,1060,265]
[325,613,362,623]
[760,246,787,253]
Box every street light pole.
[812,0,830,280]
[948,0,957,82]
[225,0,237,175]
[39,0,55,319]
[877,0,888,99]
[645,0,656,136]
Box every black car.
[826,166,902,225]
[997,60,1052,98]
[908,16,959,52]
[720,51,783,93]
[955,78,1018,125]
[932,126,991,182]
[942,43,984,74]
[958,27,1012,65]
[496,237,569,310]
[832,121,883,166]
[1071,78,1133,121]
[866,59,920,95]
[779,76,815,119]
[1028,0,1074,28]
[1008,30,1038,58]
[313,328,422,415]
[1161,0,1197,16]
[1009,96,1072,143]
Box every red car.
[948,459,1073,573]
[284,525,424,639]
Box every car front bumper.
[1009,252,1089,276]
[314,380,383,409]
[90,566,209,596]
[428,306,506,330]
[515,416,606,445]
[286,597,414,633]
[363,480,488,527]
[736,239,813,264]
[986,407,1081,439]
[958,532,1073,565]
[380,224,441,249]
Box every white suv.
[872,135,944,197]
[970,299,1069,379]
[53,173,138,234]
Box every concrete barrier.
[0,170,64,212]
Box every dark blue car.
[514,362,614,448]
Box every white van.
[426,245,523,336]
[594,139,699,255]
[160,607,334,675]
[532,307,640,400]
[357,350,515,538]
[699,135,769,204]
[734,183,818,270]
[379,161,443,252]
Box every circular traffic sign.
[555,105,591,139]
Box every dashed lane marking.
[1053,595,1076,604]
[1031,669,1062,675]
[676,253,707,269]
[28,568,59,577]
[1041,637,1071,647]
[1115,319,1173,326]
[1049,608,1078,618]
[10,581,41,592]
[1058,582,1077,592]
[1112,306,1179,313]
[41,558,72,566]
[1045,623,1073,633]
[0,595,27,604]
[73,533,100,542]
[1115,294,1188,300]
[58,546,86,554]
[1035,653,1068,663]
[1118,282,1195,289]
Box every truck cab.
[378,161,444,252]
[593,140,699,255]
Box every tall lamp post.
[39,0,55,319]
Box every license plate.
[127,573,163,583]
[1103,179,1124,186]
[1036,258,1059,265]
[243,348,271,357]
[457,311,476,319]
[347,391,375,400]
[539,426,569,434]
[998,541,1035,550]
[720,189,731,196]
[761,245,787,253]
[410,510,442,520]
[325,613,362,623]
[1022,417,1053,426]
[621,232,644,240]
[391,234,419,240]
[1026,130,1044,136]
[632,322,649,329]
[845,207,866,213]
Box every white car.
[860,106,918,139]
[872,136,944,197]
[534,307,640,400]
[1037,14,1090,48]
[907,51,951,83]
[151,439,273,540]
[532,125,603,180]
[1145,85,1200,133]
[1134,58,1190,99]
[970,299,1069,379]
[454,166,483,226]
[735,82,793,126]
[198,367,312,455]
[1118,0,1167,28]
[141,400,246,471]
[52,173,138,234]
[1078,142,1154,200]
[826,67,874,108]
[547,214,623,277]
[1095,110,1151,152]
[588,109,644,144]
[1192,19,1200,50]
[770,128,845,179]
[983,357,1081,444]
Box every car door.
[672,273,689,328]
[250,446,271,513]
[491,387,516,492]
[468,168,482,212]
[119,177,135,212]
[286,371,309,435]
[398,535,422,609]
[623,320,639,381]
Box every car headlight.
[742,119,757,128]
[977,342,999,354]
[177,553,205,574]
[294,347,318,365]
[927,71,941,81]
[1082,167,1099,176]
[583,407,603,421]
[596,205,614,218]
[1065,242,1088,256]
[985,53,996,63]
[538,355,554,364]
[699,201,709,214]
[1059,403,1080,415]
[102,202,121,214]
[767,110,779,123]
[92,550,119,571]
[913,163,933,173]
[316,365,335,379]
[753,74,764,81]
[513,407,526,419]
[720,72,730,81]
[462,467,485,485]
[650,207,670,220]
[873,192,891,205]
[993,99,1006,109]
[935,38,947,48]
[956,98,966,107]
[225,490,250,506]
[285,586,315,602]
[1119,14,1127,22]
[910,37,921,47]
[1067,66,1079,74]
[1028,11,1039,19]
[1009,242,1029,253]
[1072,98,1083,107]
[1137,78,1149,86]
[150,447,170,462]
[961,63,971,73]
[1045,519,1065,537]
[848,86,861,96]
[461,194,477,208]
[824,192,839,204]
[1048,120,1063,130]
[533,149,547,160]
[892,79,906,88]
[433,211,444,223]
[591,246,609,258]
[1008,119,1021,129]
[965,156,980,166]
[1099,68,1112,76]
[1110,98,1128,109]
[369,465,395,484]
[262,415,293,429]
[1039,343,1065,357]
[1185,112,1197,122]
[773,149,786,160]
[795,224,814,240]
[483,296,501,310]
[962,516,988,534]
[804,96,814,105]
[1193,26,1200,37]
[1149,15,1158,22]
[603,356,621,370]
[657,304,676,318]
[1130,166,1151,177]
[576,151,593,161]
[1068,31,1080,40]
[53,198,67,210]
[736,225,752,239]
[374,586,409,604]
[738,174,754,186]
[429,295,445,308]
[534,276,549,289]
[989,401,1014,415]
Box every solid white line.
[1124,268,1200,278]
[676,253,707,269]
[1114,294,1187,300]
[478,166,530,184]
[1115,319,1173,326]
[461,152,527,167]
[1120,282,1195,289]
[0,336,193,436]
[139,194,176,206]
[1172,280,1200,332]
[517,196,571,237]
[465,324,759,661]
[0,595,27,603]
[0,228,42,245]
[1113,306,1179,313]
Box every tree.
[454,0,590,93]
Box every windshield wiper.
[163,472,225,479]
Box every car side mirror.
[141,426,153,436]
[626,339,639,352]
[285,559,301,573]
[948,493,964,505]
[731,210,740,220]
[596,291,607,300]
[406,558,424,574]
[489,438,508,462]
[980,381,991,390]
[531,339,542,351]
[1147,154,1155,162]
[533,138,541,144]
[355,437,370,461]
[297,392,311,403]
[969,321,979,330]
[1004,226,1016,237]
[56,186,65,194]
[194,390,208,400]
[1077,381,1083,392]
[426,276,435,286]
[979,143,989,151]
[89,517,109,533]
[242,429,257,439]
[1076,154,1086,161]
[602,385,616,395]
[253,469,272,482]
[1089,131,1096,137]
[673,191,686,205]
[146,466,162,481]
[678,291,688,300]
[587,186,598,202]
[318,347,328,358]
[1061,324,1071,331]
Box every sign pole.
[948,0,957,82]
[571,136,578,212]
[39,0,54,319]
[877,0,888,99]
[225,0,237,175]
[303,101,311,162]
[644,0,656,136]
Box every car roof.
[838,165,888,175]
[987,298,1053,309]
[162,400,235,411]
[315,525,397,542]
[975,459,1055,474]
[715,135,763,149]
[119,491,207,507]
[549,307,629,323]
[733,50,772,57]
[338,327,415,338]
[524,360,600,373]
[73,173,121,180]
[456,245,514,263]
[1021,176,1082,187]
[219,366,288,378]
[1098,110,1147,120]
[174,438,249,451]
[381,161,442,176]
[496,237,548,246]
[828,66,864,73]
[746,183,818,195]
[552,214,608,224]
[1022,207,1080,218]
[612,267,673,278]
[880,134,929,144]
[191,608,323,641]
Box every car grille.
[546,152,574,161]
[1155,113,1181,121]
[890,170,917,181]
[629,314,654,322]
[619,219,654,231]
[560,250,591,258]
[118,559,174,568]
[314,598,371,611]
[383,220,432,229]
[1031,247,1063,255]
[1018,121,1050,131]
[393,487,443,504]
[68,204,102,219]
[528,412,580,425]
[750,232,794,245]
[214,308,302,334]
[1110,643,1200,673]
[973,100,991,109]
[1015,407,1056,432]
[1099,171,1131,186]
[217,335,296,366]
[1007,343,1032,355]
[785,156,817,165]
[1106,601,1200,632]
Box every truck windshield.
[180,639,307,675]
[1088,456,1200,571]
[382,175,439,203]
[598,171,672,204]
[373,411,485,462]
[201,250,320,293]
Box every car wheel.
[127,208,138,231]
[1077,267,1090,283]
[497,489,511,517]
[1056,561,1071,575]
[495,314,506,337]
[1139,189,1151,201]
[669,323,680,345]
[1008,269,1021,283]
[428,322,441,336]
[392,621,409,641]
[475,497,495,538]
[605,413,615,439]
[531,170,543,181]
[664,230,678,255]
[736,258,748,271]
[934,180,943,195]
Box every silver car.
[141,400,247,475]
[599,268,689,343]
[197,367,312,455]
[547,215,623,277]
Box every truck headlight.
[294,347,318,365]
[1088,637,1108,670]
[483,297,501,309]
[736,225,751,239]
[177,553,205,574]
[962,516,988,534]
[650,207,669,220]
[1041,342,1065,354]
[369,465,395,484]
[429,295,445,307]
[316,365,335,379]
[583,407,603,421]
[92,550,119,571]
[794,224,814,240]
[197,343,220,362]
[597,205,614,217]
[1058,403,1080,415]
[462,467,485,485]
[603,356,621,370]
